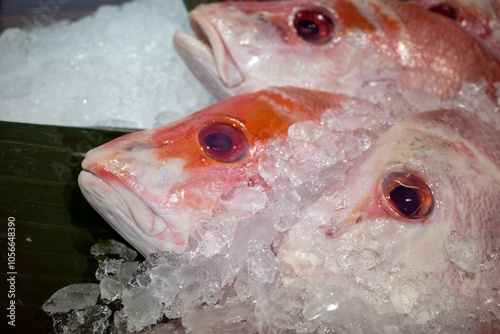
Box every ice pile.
[43,240,141,333]
[44,238,499,332]
[0,0,215,128]
[43,83,499,333]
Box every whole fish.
[78,87,358,256]
[407,0,500,59]
[278,109,500,319]
[174,0,500,100]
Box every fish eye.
[199,123,248,163]
[428,3,458,21]
[293,9,334,44]
[382,172,434,220]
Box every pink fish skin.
[406,0,500,59]
[78,87,355,256]
[174,0,500,100]
[278,109,500,299]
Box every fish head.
[174,0,374,99]
[278,109,500,294]
[174,0,500,99]
[78,87,345,256]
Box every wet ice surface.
[0,0,215,128]
[43,82,499,333]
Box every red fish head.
[78,87,346,256]
[174,0,500,99]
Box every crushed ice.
[0,0,215,128]
[43,80,499,333]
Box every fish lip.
[78,166,187,256]
[173,9,244,91]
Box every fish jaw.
[78,123,249,256]
[278,109,500,295]
[78,170,189,255]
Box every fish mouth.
[173,10,243,98]
[78,167,189,257]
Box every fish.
[78,87,359,256]
[406,0,500,59]
[278,108,500,305]
[173,0,500,100]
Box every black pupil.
[389,185,421,216]
[205,133,233,153]
[297,20,319,37]
[429,4,458,21]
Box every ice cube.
[247,240,279,284]
[253,283,317,333]
[224,187,269,213]
[389,283,420,314]
[90,239,137,261]
[444,232,482,276]
[182,302,256,333]
[146,265,184,302]
[115,261,140,284]
[302,285,346,321]
[95,258,124,281]
[119,286,163,332]
[99,277,124,303]
[43,283,100,315]
[164,257,228,319]
[147,320,186,334]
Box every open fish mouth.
[78,168,187,256]
[173,10,243,97]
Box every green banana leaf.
[0,121,138,333]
